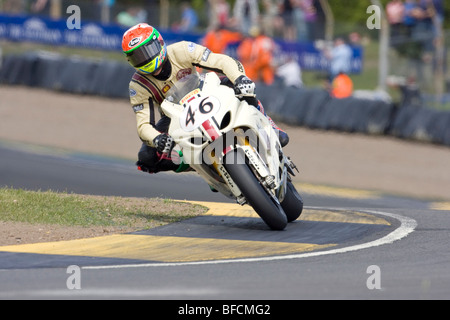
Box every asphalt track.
[1,142,450,300]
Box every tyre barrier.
[257,80,450,147]
[1,52,449,147]
[257,81,394,135]
[389,105,450,146]
[0,52,135,98]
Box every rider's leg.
[136,143,177,173]
[136,117,190,174]
[136,144,191,174]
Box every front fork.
[208,129,293,205]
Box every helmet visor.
[126,39,163,70]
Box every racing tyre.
[281,181,303,222]
[224,150,288,230]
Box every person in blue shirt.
[403,0,422,28]
[326,38,353,80]
[174,2,199,32]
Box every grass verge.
[0,187,208,231]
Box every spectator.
[419,1,443,35]
[278,0,297,41]
[276,56,303,88]
[209,0,231,29]
[417,0,437,54]
[430,0,444,26]
[387,0,405,25]
[399,77,422,108]
[330,72,353,99]
[312,0,326,40]
[202,24,242,54]
[237,32,257,80]
[349,32,362,46]
[386,0,405,41]
[237,26,276,85]
[428,0,445,65]
[173,2,199,32]
[117,7,146,27]
[403,0,424,34]
[293,0,308,42]
[261,0,279,37]
[425,0,444,48]
[325,37,353,80]
[387,75,422,108]
[301,0,317,41]
[389,0,425,61]
[232,0,260,35]
[401,0,437,65]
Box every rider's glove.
[153,133,175,154]
[234,75,256,98]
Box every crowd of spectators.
[385,0,445,98]
[201,1,315,89]
[386,0,444,54]
[0,0,326,44]
[201,0,352,96]
[0,0,356,98]
[205,1,358,98]
[205,0,325,43]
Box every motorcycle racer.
[122,23,289,174]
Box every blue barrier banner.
[278,41,363,74]
[0,13,362,73]
[225,41,363,74]
[0,14,125,51]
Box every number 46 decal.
[181,95,221,132]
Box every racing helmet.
[122,23,167,75]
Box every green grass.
[0,187,207,229]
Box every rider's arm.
[182,41,255,96]
[179,41,247,83]
[129,80,161,147]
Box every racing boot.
[268,116,290,148]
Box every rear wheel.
[224,150,287,230]
[281,181,303,222]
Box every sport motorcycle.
[161,72,303,230]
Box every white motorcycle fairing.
[161,72,302,230]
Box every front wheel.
[281,181,303,222]
[224,150,287,230]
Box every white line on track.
[0,287,222,299]
[83,207,417,270]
